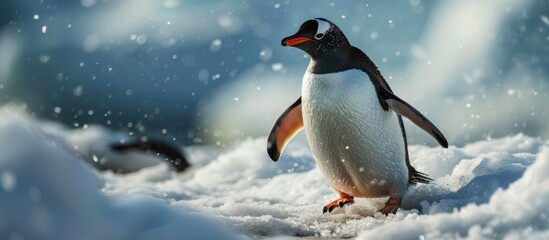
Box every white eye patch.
[314,19,331,40]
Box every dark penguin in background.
[110,138,190,172]
[267,18,448,214]
[64,125,190,173]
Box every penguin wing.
[267,97,304,161]
[378,87,448,148]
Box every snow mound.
[0,107,239,240]
[358,148,549,239]
[1,106,548,239]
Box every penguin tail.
[408,166,432,185]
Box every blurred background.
[0,0,547,148]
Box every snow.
[0,107,240,239]
[1,106,549,239]
[0,1,545,238]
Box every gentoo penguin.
[267,18,448,214]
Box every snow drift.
[0,106,548,239]
[0,107,239,240]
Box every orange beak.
[282,37,311,47]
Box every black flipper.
[267,97,304,161]
[377,87,449,148]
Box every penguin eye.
[314,33,324,40]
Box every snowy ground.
[1,106,549,239]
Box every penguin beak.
[281,36,311,47]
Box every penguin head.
[281,18,349,59]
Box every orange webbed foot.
[378,196,401,215]
[322,193,354,213]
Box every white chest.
[301,69,408,197]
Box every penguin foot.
[322,194,354,213]
[378,196,401,215]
